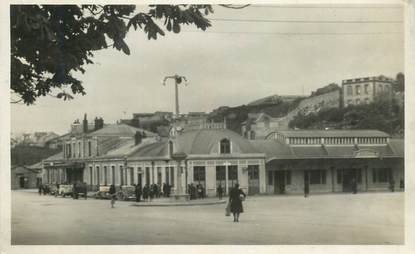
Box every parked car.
[73,182,88,199]
[94,185,111,199]
[57,184,73,197]
[117,185,136,201]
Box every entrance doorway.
[19,176,26,188]
[274,171,286,194]
[66,168,84,184]
[248,165,260,195]
[340,168,361,192]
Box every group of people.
[133,183,173,202]
[38,184,51,195]
[187,183,206,200]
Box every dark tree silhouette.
[11,5,213,105]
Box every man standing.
[352,178,357,194]
[217,184,223,200]
[135,184,142,202]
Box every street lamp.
[162,74,189,117]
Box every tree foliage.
[11,5,213,105]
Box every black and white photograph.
[1,0,414,251]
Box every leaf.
[173,20,180,33]
[120,40,130,55]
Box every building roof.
[276,130,389,138]
[175,129,259,155]
[87,124,156,137]
[252,138,403,162]
[43,152,64,162]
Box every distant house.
[11,162,43,189]
[241,113,288,140]
[342,75,394,107]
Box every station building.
[42,123,404,196]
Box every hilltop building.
[342,75,394,107]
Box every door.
[248,165,260,195]
[342,168,361,192]
[19,176,25,188]
[274,171,286,194]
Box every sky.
[11,4,404,135]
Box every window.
[308,170,326,184]
[216,166,226,181]
[88,141,92,157]
[157,167,162,185]
[337,169,342,184]
[120,165,124,186]
[356,85,361,95]
[170,167,175,186]
[285,170,291,185]
[373,168,391,183]
[378,84,383,92]
[268,171,273,185]
[356,98,361,104]
[165,167,170,185]
[145,167,150,185]
[111,166,115,185]
[250,131,256,140]
[248,165,259,180]
[96,166,100,185]
[193,166,206,183]
[130,167,135,185]
[228,165,238,190]
[89,166,93,185]
[220,138,231,154]
[347,85,353,96]
[364,84,369,94]
[103,166,108,185]
[364,98,370,104]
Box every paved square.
[11,190,403,245]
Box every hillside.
[208,98,303,134]
[289,96,404,137]
[11,145,61,166]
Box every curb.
[130,200,227,207]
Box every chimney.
[83,113,88,133]
[94,117,104,130]
[94,117,99,130]
[134,131,143,145]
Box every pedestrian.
[197,184,203,199]
[163,183,168,197]
[229,183,246,222]
[109,184,116,208]
[135,184,142,202]
[390,179,395,192]
[217,184,223,200]
[304,175,310,198]
[38,184,43,195]
[143,184,149,201]
[400,179,404,190]
[352,178,357,194]
[149,184,155,202]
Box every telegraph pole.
[162,74,189,117]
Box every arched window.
[220,138,231,154]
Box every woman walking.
[229,183,246,222]
[109,184,116,208]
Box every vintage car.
[57,184,73,197]
[94,185,111,199]
[48,184,58,195]
[72,182,88,199]
[117,185,136,201]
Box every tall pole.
[162,74,188,118]
[175,80,179,116]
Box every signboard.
[354,149,379,158]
